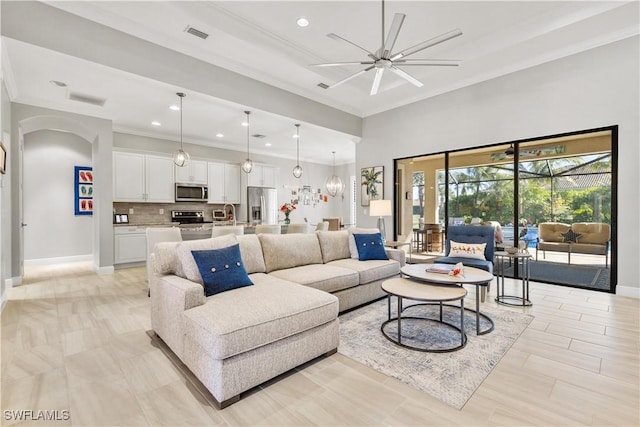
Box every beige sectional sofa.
[149,230,404,408]
[536,222,611,267]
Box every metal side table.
[494,251,532,307]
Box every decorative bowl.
[505,247,518,254]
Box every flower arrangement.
[448,262,465,277]
[280,200,298,224]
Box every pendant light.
[241,110,254,173]
[173,92,190,167]
[292,124,303,178]
[324,151,344,197]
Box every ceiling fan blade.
[389,66,423,87]
[382,13,405,59]
[394,59,460,67]
[329,66,375,89]
[390,29,462,61]
[370,68,385,96]
[327,33,378,60]
[311,61,376,67]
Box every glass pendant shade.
[173,92,189,167]
[325,151,344,197]
[242,110,253,174]
[292,123,303,178]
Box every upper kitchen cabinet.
[247,164,278,188]
[175,160,207,184]
[113,151,175,203]
[208,162,241,204]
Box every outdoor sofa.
[149,229,404,408]
[536,222,611,267]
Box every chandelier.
[324,151,344,197]
[172,92,190,167]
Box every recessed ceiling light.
[241,121,249,127]
[151,121,161,126]
[292,133,299,138]
[216,133,224,138]
[169,105,180,111]
[49,80,67,87]
[265,143,272,147]
[296,17,309,27]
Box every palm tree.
[362,168,383,199]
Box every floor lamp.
[370,200,392,243]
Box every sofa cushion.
[259,233,323,273]
[539,222,571,243]
[176,235,238,285]
[182,274,338,359]
[538,241,571,253]
[316,230,351,263]
[269,264,360,293]
[236,234,267,274]
[192,244,253,297]
[571,223,610,245]
[570,242,608,255]
[153,241,182,275]
[328,258,400,284]
[353,233,389,261]
[348,227,380,259]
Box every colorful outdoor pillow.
[448,241,487,260]
[191,244,253,297]
[352,233,389,261]
[561,228,581,243]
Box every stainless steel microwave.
[175,183,208,202]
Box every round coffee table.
[400,264,495,335]
[381,278,468,352]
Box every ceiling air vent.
[317,83,329,89]
[252,134,266,139]
[67,92,106,107]
[185,26,209,40]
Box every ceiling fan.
[312,0,462,95]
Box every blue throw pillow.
[191,244,253,297]
[353,233,389,261]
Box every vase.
[284,215,290,225]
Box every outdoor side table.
[495,251,533,306]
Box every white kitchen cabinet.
[113,152,174,203]
[114,227,147,264]
[175,160,207,184]
[247,164,278,188]
[208,162,241,204]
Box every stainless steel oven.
[175,183,208,202]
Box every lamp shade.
[369,199,392,217]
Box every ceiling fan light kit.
[313,0,462,95]
[173,92,190,167]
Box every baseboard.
[615,285,640,299]
[95,265,115,275]
[24,254,92,266]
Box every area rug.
[503,260,610,290]
[338,299,533,409]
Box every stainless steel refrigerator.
[247,187,278,224]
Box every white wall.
[359,37,639,296]
[1,75,12,308]
[23,130,92,262]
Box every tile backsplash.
[113,202,235,225]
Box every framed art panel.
[74,166,93,215]
[361,166,383,206]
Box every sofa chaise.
[149,229,404,408]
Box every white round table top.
[382,278,467,302]
[401,263,494,285]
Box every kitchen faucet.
[223,203,236,226]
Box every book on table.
[425,264,455,274]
